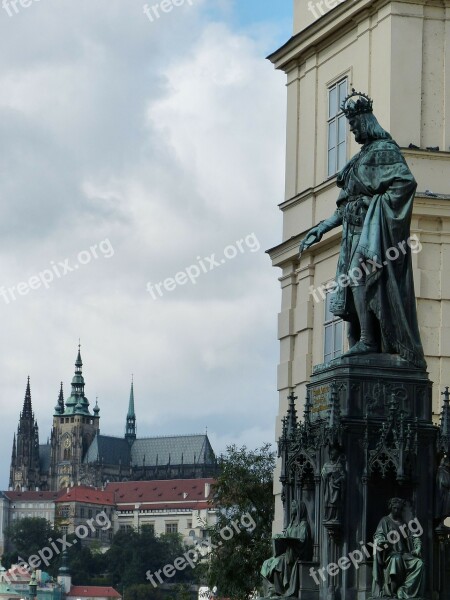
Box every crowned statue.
[299,90,426,368]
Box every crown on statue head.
[341,88,373,118]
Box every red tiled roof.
[5,565,31,581]
[55,486,114,506]
[105,478,216,506]
[68,587,121,599]
[5,491,60,501]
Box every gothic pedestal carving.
[274,355,450,599]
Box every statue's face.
[348,115,365,144]
[390,501,404,519]
[330,447,339,461]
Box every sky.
[0,0,293,489]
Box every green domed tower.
[49,345,100,490]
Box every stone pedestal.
[277,354,449,600]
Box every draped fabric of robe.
[436,463,450,520]
[261,503,313,596]
[372,515,425,599]
[330,138,426,369]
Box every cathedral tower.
[49,346,100,489]
[9,378,41,491]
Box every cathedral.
[9,347,217,491]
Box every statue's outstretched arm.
[299,210,343,255]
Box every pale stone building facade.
[268,0,450,530]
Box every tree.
[5,517,61,575]
[202,444,275,600]
[104,526,193,589]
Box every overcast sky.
[0,0,292,489]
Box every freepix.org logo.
[307,0,348,21]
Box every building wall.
[269,0,450,531]
[114,507,217,544]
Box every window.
[324,291,344,362]
[61,526,69,535]
[165,523,178,534]
[59,506,70,519]
[80,508,85,518]
[327,78,348,177]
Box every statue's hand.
[299,224,325,255]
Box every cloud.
[0,0,286,487]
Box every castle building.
[267,0,450,530]
[9,347,217,492]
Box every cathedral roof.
[83,435,131,465]
[83,433,215,468]
[130,434,215,467]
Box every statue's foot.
[342,340,378,357]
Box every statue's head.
[341,88,391,145]
[291,500,308,521]
[329,444,342,461]
[388,497,406,518]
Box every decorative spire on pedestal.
[438,387,450,456]
[286,390,298,437]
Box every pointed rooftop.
[64,344,91,416]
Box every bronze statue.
[436,456,450,526]
[261,500,313,597]
[321,445,346,523]
[372,498,425,598]
[299,90,426,369]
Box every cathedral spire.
[65,343,90,416]
[125,377,136,444]
[21,377,33,419]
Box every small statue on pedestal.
[261,500,313,598]
[372,498,425,599]
[321,445,346,524]
[435,456,450,528]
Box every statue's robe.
[372,515,425,599]
[261,517,312,596]
[321,458,345,522]
[331,138,426,369]
[436,464,450,520]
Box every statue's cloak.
[333,139,426,369]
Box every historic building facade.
[9,347,217,492]
[267,0,450,530]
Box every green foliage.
[5,517,62,576]
[122,584,166,600]
[203,444,275,600]
[105,527,193,589]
